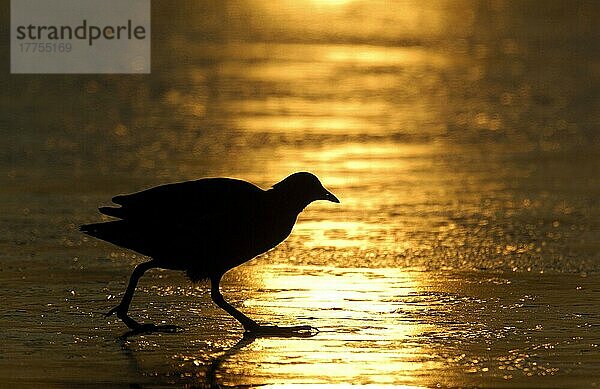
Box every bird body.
[83,177,300,280]
[81,172,339,334]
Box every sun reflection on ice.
[222,265,440,386]
[295,220,395,250]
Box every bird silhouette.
[81,172,339,335]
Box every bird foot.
[106,305,183,334]
[119,323,183,339]
[244,324,318,338]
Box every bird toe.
[245,324,318,337]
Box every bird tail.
[80,220,131,246]
[80,220,156,258]
[98,206,125,218]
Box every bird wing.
[99,177,264,221]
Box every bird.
[80,172,339,335]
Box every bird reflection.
[117,328,316,388]
[81,172,339,335]
[206,329,316,388]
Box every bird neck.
[265,188,311,215]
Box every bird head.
[272,172,340,209]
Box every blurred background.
[1,0,599,387]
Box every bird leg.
[106,260,179,333]
[210,275,317,336]
[210,275,260,331]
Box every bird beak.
[321,188,340,203]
